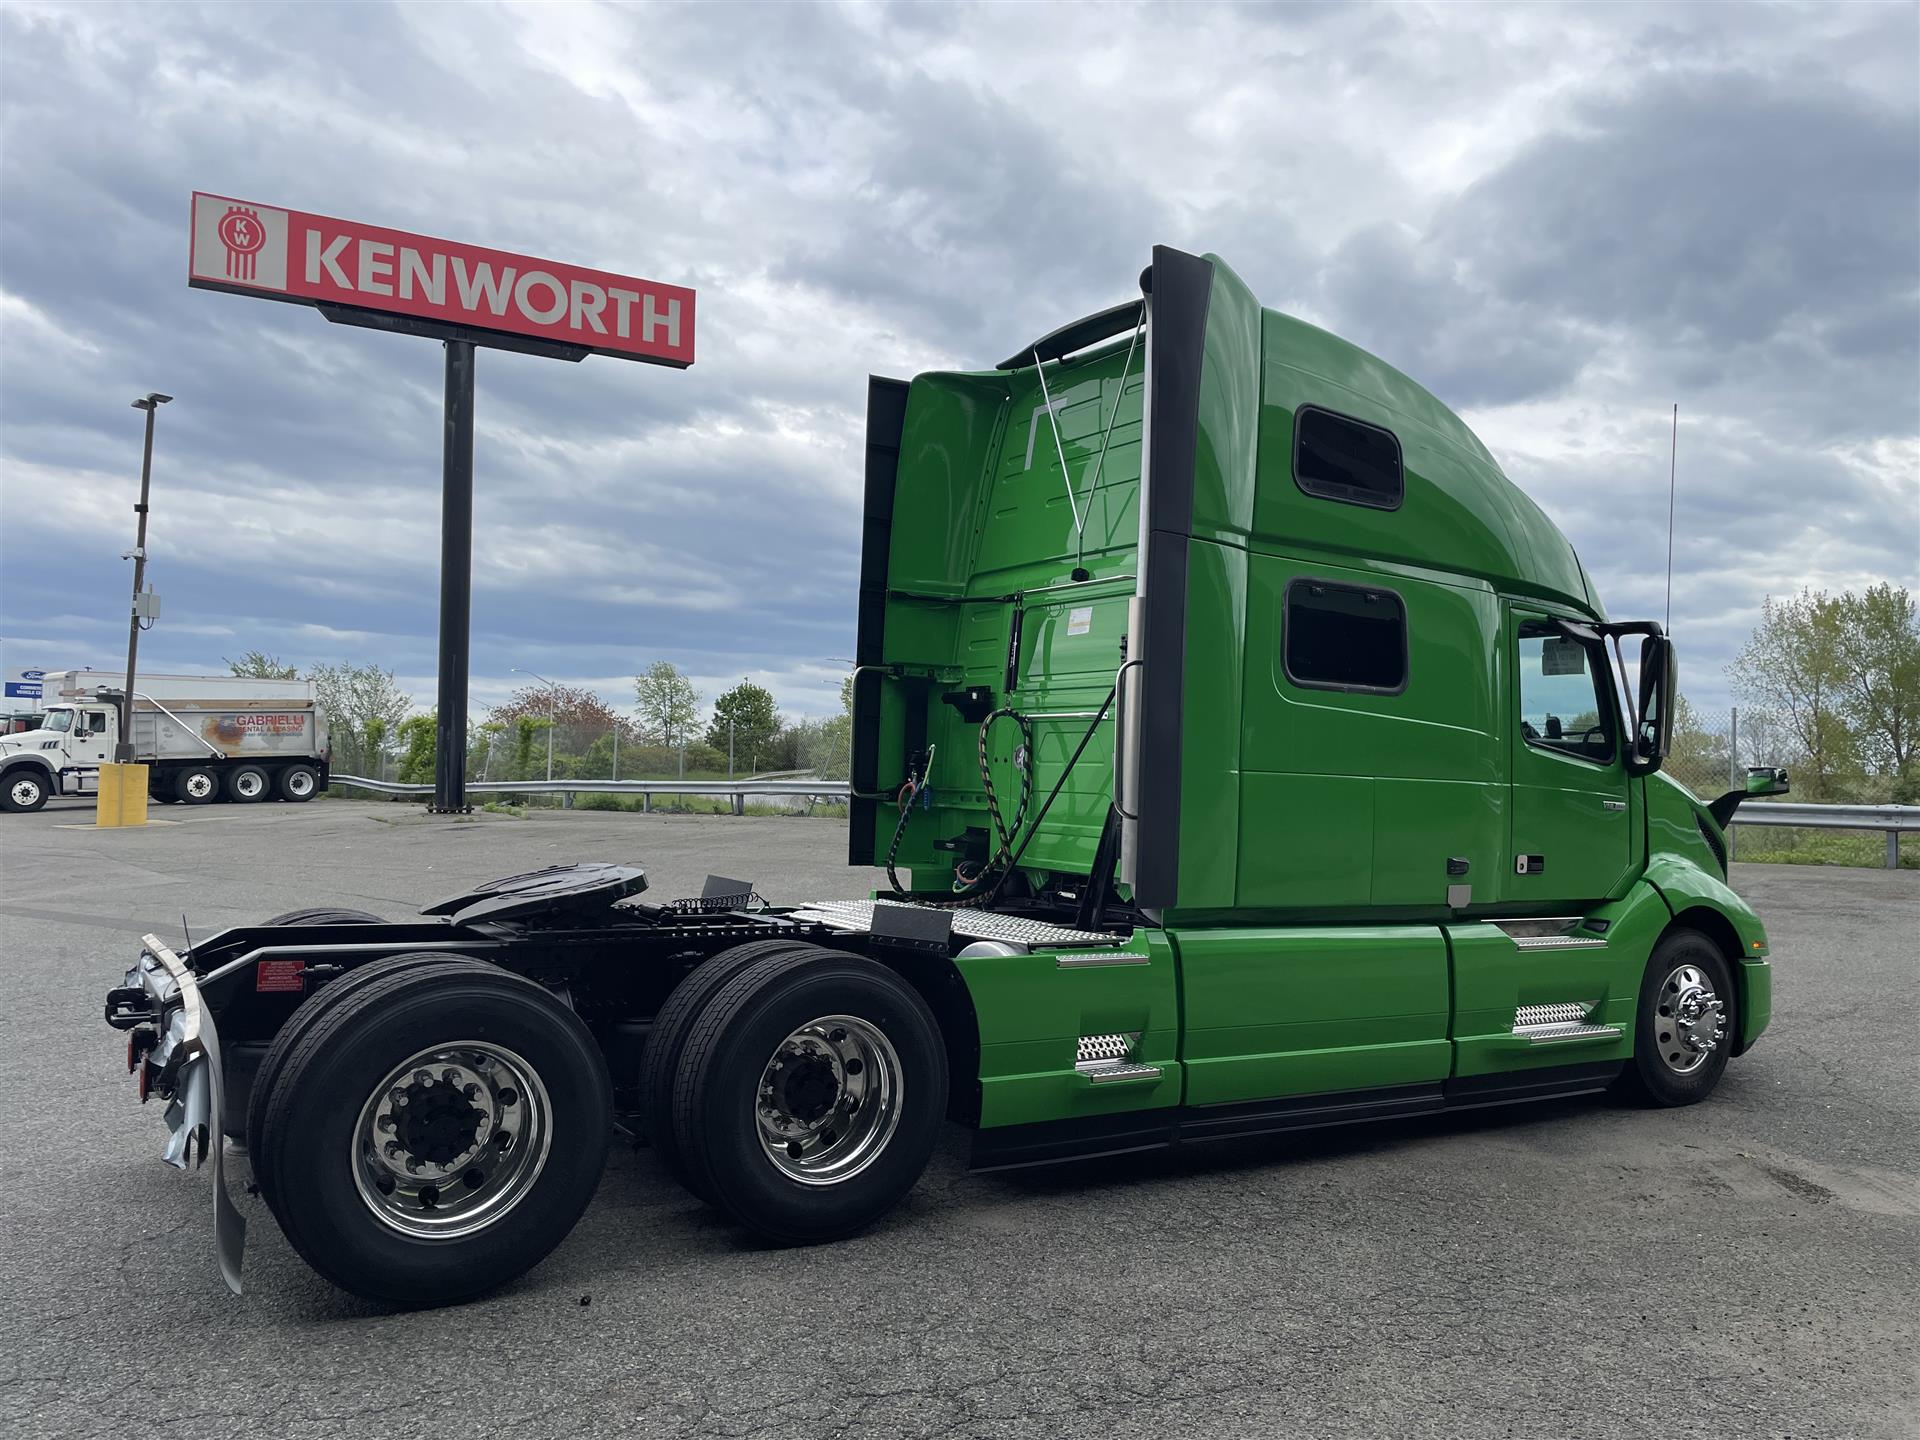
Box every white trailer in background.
[0,670,331,812]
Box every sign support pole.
[432,340,475,813]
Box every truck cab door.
[1503,611,1631,907]
[69,706,116,786]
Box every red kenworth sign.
[188,191,694,367]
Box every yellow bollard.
[96,763,151,828]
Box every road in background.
[2,803,1915,1439]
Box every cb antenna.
[1664,402,1678,633]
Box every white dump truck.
[0,671,330,812]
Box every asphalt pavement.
[2,798,1915,1439]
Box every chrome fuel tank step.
[1512,1001,1621,1046]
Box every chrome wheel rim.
[1654,963,1725,1075]
[184,772,215,800]
[352,1041,552,1239]
[9,778,40,807]
[755,1014,902,1186]
[235,771,265,799]
[286,770,314,796]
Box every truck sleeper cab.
[100,246,1776,1306]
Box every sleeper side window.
[1517,621,1615,764]
[1284,580,1407,694]
[1293,407,1403,511]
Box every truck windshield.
[41,708,75,733]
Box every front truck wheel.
[255,962,612,1305]
[3,769,49,813]
[672,947,947,1245]
[1618,929,1737,1107]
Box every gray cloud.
[1,0,1914,724]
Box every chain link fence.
[1675,705,1916,868]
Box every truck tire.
[278,764,319,802]
[636,937,816,1198]
[672,947,946,1245]
[246,944,481,1201]
[225,765,270,803]
[255,961,612,1306]
[1617,930,1737,1107]
[260,906,388,927]
[2,769,49,813]
[176,766,219,804]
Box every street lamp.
[510,667,557,781]
[119,393,172,761]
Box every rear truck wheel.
[671,947,946,1245]
[246,945,480,1200]
[260,906,387,927]
[2,769,48,813]
[256,962,611,1305]
[225,764,270,803]
[277,764,319,803]
[176,766,219,805]
[637,937,816,1198]
[1618,930,1737,1107]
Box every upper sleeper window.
[1284,580,1407,694]
[1292,406,1403,511]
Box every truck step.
[1494,919,1610,952]
[1073,1032,1162,1083]
[1075,1060,1165,1085]
[1511,1002,1621,1046]
[1510,934,1610,951]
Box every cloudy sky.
[1,1,1915,723]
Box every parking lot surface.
[2,799,1916,1439]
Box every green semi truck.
[104,246,1784,1305]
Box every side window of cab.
[1517,621,1615,765]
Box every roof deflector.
[997,298,1144,371]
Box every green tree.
[396,712,437,785]
[1728,590,1859,799]
[226,650,297,679]
[310,662,412,777]
[634,661,702,747]
[1835,583,1920,785]
[1665,693,1732,797]
[706,680,781,773]
[510,715,549,781]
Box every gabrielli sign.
[188,192,694,367]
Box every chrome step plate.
[1511,934,1610,951]
[1518,1021,1622,1045]
[1512,1002,1621,1045]
[1076,1060,1164,1085]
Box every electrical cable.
[884,687,1115,911]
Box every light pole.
[511,667,557,781]
[119,393,172,761]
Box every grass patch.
[1734,827,1914,869]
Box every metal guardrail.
[331,775,851,816]
[1730,802,1916,869]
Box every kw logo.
[217,206,267,281]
